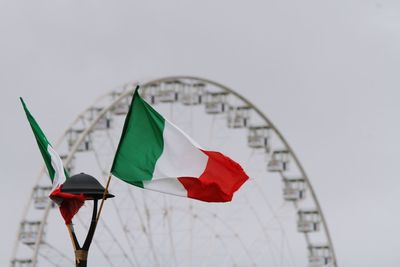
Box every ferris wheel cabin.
[32,186,53,210]
[247,126,271,151]
[19,221,42,246]
[282,178,306,202]
[227,106,250,128]
[267,150,290,172]
[204,92,229,114]
[297,210,321,233]
[181,82,205,105]
[308,245,333,267]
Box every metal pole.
[96,175,112,223]
[64,200,98,267]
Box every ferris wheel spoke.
[208,115,216,145]
[29,242,74,267]
[162,196,178,266]
[249,178,298,267]
[144,197,162,266]
[174,205,256,266]
[251,179,291,232]
[97,218,136,266]
[193,214,240,267]
[106,199,141,266]
[36,252,63,267]
[126,189,160,267]
[199,210,218,267]
[188,203,195,267]
[242,192,281,266]
[105,128,117,151]
[213,214,256,266]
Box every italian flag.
[111,88,249,202]
[21,98,85,224]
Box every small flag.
[110,88,249,202]
[20,98,85,224]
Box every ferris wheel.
[11,76,337,267]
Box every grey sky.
[0,0,399,266]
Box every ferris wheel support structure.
[11,76,337,267]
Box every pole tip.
[19,97,27,108]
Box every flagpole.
[66,223,80,264]
[96,174,112,223]
[95,87,138,224]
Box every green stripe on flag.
[20,98,56,182]
[111,88,165,187]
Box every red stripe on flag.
[178,150,248,202]
[50,186,86,224]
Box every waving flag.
[110,88,249,202]
[20,98,85,224]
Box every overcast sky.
[0,0,399,266]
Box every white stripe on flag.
[152,120,208,180]
[48,145,66,191]
[143,178,187,197]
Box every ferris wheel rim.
[12,75,337,267]
[150,75,338,266]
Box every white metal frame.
[11,76,337,267]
